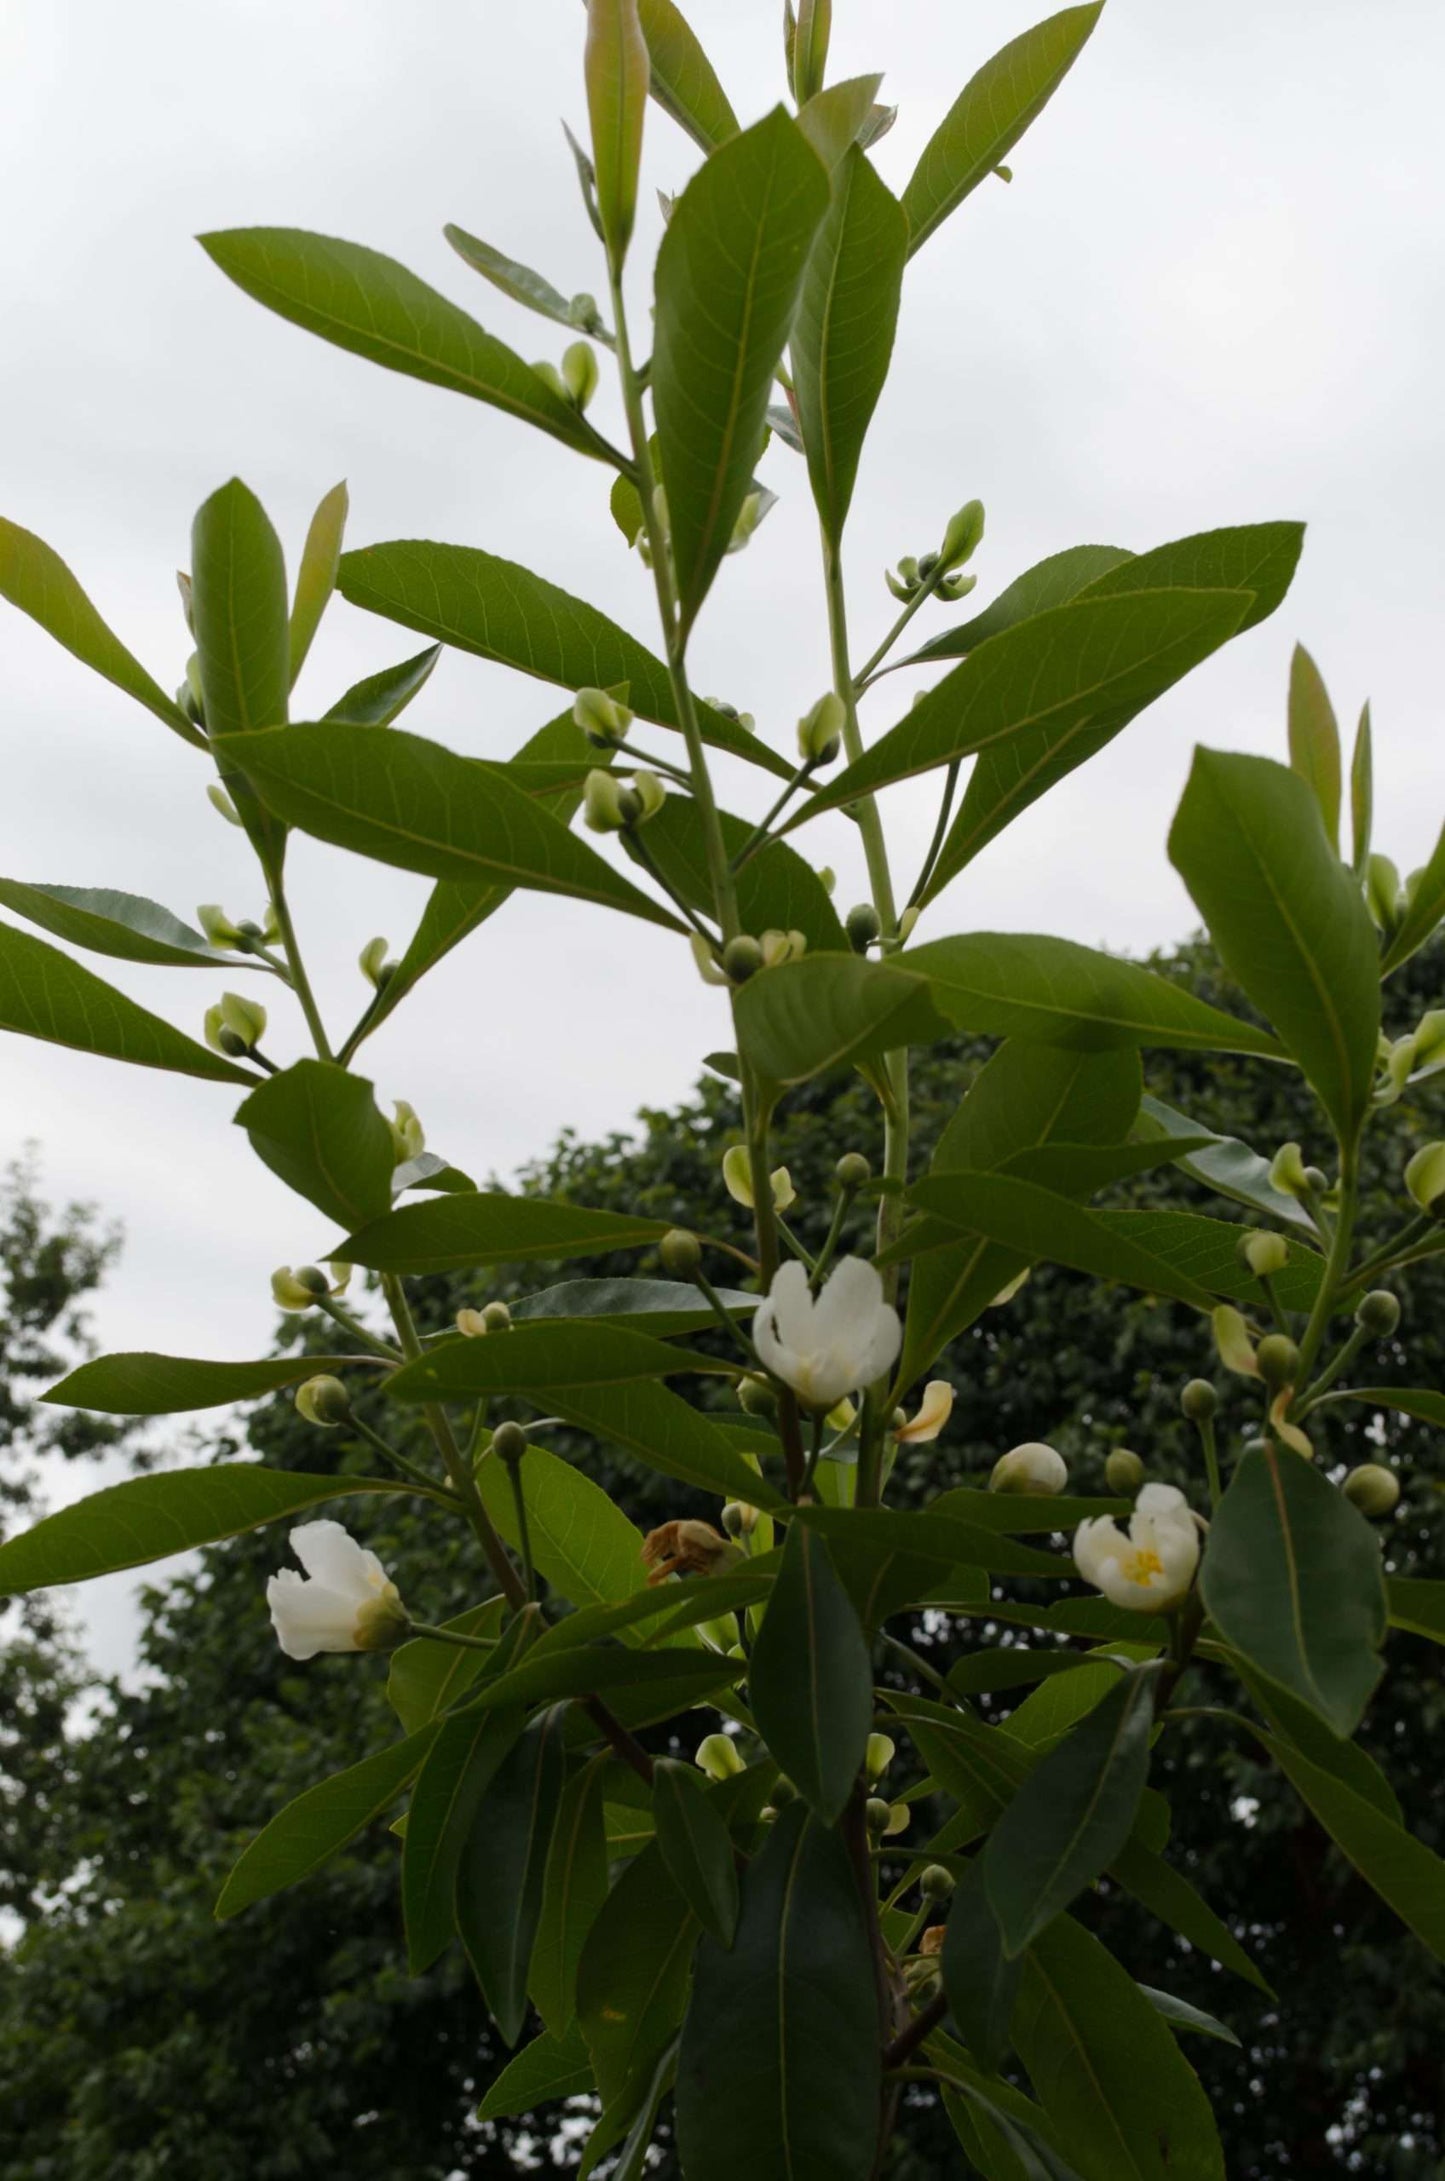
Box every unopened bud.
[568,291,602,331]
[1356,1289,1400,1337]
[491,1419,529,1465]
[295,1374,351,1427]
[1105,1448,1145,1494]
[456,1308,489,1338]
[759,928,807,969]
[835,1151,871,1191]
[629,769,666,824]
[1240,1230,1290,1278]
[358,935,394,989]
[1181,1378,1218,1422]
[207,783,243,826]
[721,1500,758,1537]
[659,1227,703,1279]
[817,866,836,894]
[865,1733,896,1782]
[204,991,267,1055]
[1405,1141,1445,1216]
[737,1373,778,1417]
[196,904,244,948]
[846,902,881,954]
[865,1796,892,1835]
[1366,852,1403,934]
[582,768,627,833]
[1269,1141,1312,1201]
[531,358,568,402]
[561,340,598,409]
[1343,1462,1401,1518]
[939,498,985,572]
[696,1732,744,1782]
[481,1300,512,1332]
[921,1863,955,1900]
[722,934,764,983]
[797,691,845,766]
[989,1442,1068,1495]
[885,555,921,601]
[1256,1333,1300,1389]
[272,1264,327,1310]
[573,687,633,746]
[389,1100,425,1162]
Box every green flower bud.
[573,686,634,746]
[1356,1289,1400,1337]
[1239,1230,1290,1278]
[1342,1462,1401,1518]
[797,691,846,766]
[1181,1378,1218,1422]
[835,1151,871,1191]
[295,1374,351,1427]
[659,1227,703,1279]
[884,559,920,601]
[1268,1141,1312,1201]
[530,358,568,402]
[272,1265,325,1310]
[358,935,394,989]
[481,1300,512,1332]
[846,902,881,954]
[864,1796,892,1835]
[207,784,243,826]
[921,1863,955,1900]
[721,1499,758,1537]
[737,1373,778,1417]
[1256,1333,1300,1389]
[1415,1009,1445,1068]
[990,1442,1068,1495]
[204,991,267,1055]
[1405,1141,1445,1216]
[582,768,628,833]
[696,1732,745,1782]
[722,934,764,983]
[561,340,598,409]
[491,1419,528,1465]
[1366,852,1403,933]
[937,570,978,602]
[759,928,807,969]
[629,770,666,824]
[1105,1447,1146,1494]
[865,1733,896,1782]
[568,291,602,331]
[196,904,244,948]
[939,498,985,572]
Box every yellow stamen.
[1122,1547,1164,1585]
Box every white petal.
[289,1519,371,1594]
[768,1259,816,1351]
[810,1256,883,1346]
[267,1571,361,1659]
[1095,1561,1165,1613]
[1135,1483,1189,1523]
[1073,1515,1126,1586]
[854,1302,902,1386]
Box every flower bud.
[295,1374,351,1427]
[1256,1333,1300,1389]
[389,1101,425,1162]
[629,769,666,823]
[561,340,598,409]
[835,1152,871,1191]
[1343,1462,1401,1518]
[1212,1305,1259,1379]
[921,1863,955,1901]
[456,1308,489,1338]
[1405,1141,1445,1216]
[865,1733,896,1782]
[937,570,978,602]
[721,1144,795,1214]
[885,555,921,601]
[696,1732,744,1782]
[1105,1447,1145,1494]
[721,1499,759,1537]
[865,1796,892,1835]
[1356,1289,1400,1338]
[728,488,773,554]
[530,358,568,402]
[568,291,602,331]
[896,906,920,944]
[723,934,764,983]
[939,498,985,572]
[737,1373,778,1417]
[582,768,628,832]
[884,1802,911,1837]
[759,928,807,969]
[204,991,267,1055]
[846,902,881,954]
[1366,852,1403,933]
[1239,1230,1290,1278]
[989,1442,1068,1495]
[797,691,845,766]
[659,1227,703,1280]
[196,904,244,948]
[481,1300,512,1332]
[1269,1141,1312,1201]
[1181,1378,1218,1423]
[1415,1009,1445,1068]
[573,687,634,746]
[818,866,836,894]
[491,1419,528,1465]
[358,936,394,989]
[272,1264,326,1310]
[207,783,243,826]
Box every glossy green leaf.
[941,1857,1022,2072]
[578,1843,697,2114]
[652,1758,739,1946]
[902,1171,1217,1308]
[387,1321,724,1402]
[983,1664,1161,1954]
[0,516,196,741]
[638,0,739,150]
[734,952,949,1088]
[190,479,290,738]
[532,1758,611,2034]
[527,1376,789,1510]
[1258,1731,1445,1962]
[0,1464,402,1597]
[216,1725,436,1919]
[1386,1574,1445,1642]
[459,1643,742,1726]
[748,1521,871,1822]
[1133,1093,1319,1236]
[1168,750,1380,1140]
[652,108,830,633]
[475,2019,595,2120]
[334,537,786,774]
[475,1443,651,1621]
[1080,520,1304,634]
[792,144,907,541]
[403,1692,531,1973]
[1015,1916,1225,2181]
[675,1804,880,2181]
[1201,1444,1386,1737]
[510,1277,756,1338]
[1140,1986,1240,2047]
[336,1188,670,1273]
[0,882,252,971]
[215,722,682,930]
[1089,1208,1323,1312]
[199,228,607,460]
[43,1351,370,1417]
[234,1059,395,1228]
[289,479,348,683]
[1286,642,1341,850]
[1382,811,1445,974]
[906,931,1285,1058]
[898,544,1132,672]
[457,1704,567,2043]
[627,796,846,953]
[0,920,253,1085]
[1002,1652,1148,1749]
[902,5,1103,256]
[586,0,648,261]
[444,225,607,341]
[387,1599,509,1734]
[321,642,441,727]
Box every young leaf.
[336,1189,670,1273]
[531,1757,611,2033]
[942,1858,1022,2072]
[213,723,685,932]
[216,1725,437,1919]
[190,478,291,738]
[1201,1445,1387,1738]
[199,229,607,460]
[902,5,1104,256]
[734,952,949,1088]
[321,642,441,727]
[1133,1094,1319,1236]
[444,225,608,341]
[637,0,739,152]
[0,1465,403,1597]
[1257,1731,1445,1962]
[982,1663,1162,1955]
[652,108,830,633]
[651,1759,740,1947]
[586,0,649,263]
[0,882,253,971]
[675,1805,881,2181]
[235,1059,396,1229]
[898,543,1133,672]
[403,1696,531,1973]
[475,2019,595,2121]
[791,144,907,543]
[578,1843,698,2115]
[385,1321,725,1402]
[790,0,831,104]
[796,74,884,171]
[1168,750,1380,1141]
[747,1521,871,1822]
[1381,808,1445,975]
[456,1704,568,2044]
[1285,642,1343,851]
[289,479,349,684]
[43,1351,371,1417]
[0,516,197,742]
[0,920,254,1085]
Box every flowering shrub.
[1,5,1442,2175]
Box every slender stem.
[811,1181,859,1294]
[261,856,334,1061]
[1340,1210,1436,1296]
[316,1294,403,1363]
[1294,1141,1361,1383]
[853,561,951,691]
[1295,1321,1370,1414]
[625,826,720,947]
[729,758,818,875]
[843,1782,898,2072]
[584,1695,656,1786]
[881,1631,956,1706]
[775,1215,818,1273]
[503,1455,537,1603]
[344,1411,464,1503]
[691,1268,756,1362]
[883,1991,948,2070]
[406,1621,500,1654]
[904,761,960,914]
[244,1046,281,1076]
[1193,1410,1223,1508]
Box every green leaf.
[1381,812,1445,975]
[1133,1093,1319,1236]
[637,0,739,151]
[1228,1657,1401,1821]
[289,479,348,683]
[1168,750,1380,1140]
[1350,702,1373,875]
[898,544,1132,672]
[322,642,441,727]
[387,1599,509,1734]
[792,145,907,542]
[1257,1731,1445,1963]
[652,108,830,633]
[795,74,884,170]
[0,882,253,971]
[902,5,1104,256]
[586,0,649,261]
[43,1351,371,1417]
[404,1694,531,1973]
[1286,642,1342,850]
[532,1758,611,2034]
[734,952,949,1088]
[1090,1208,1323,1313]
[511,1277,756,1339]
[747,1522,871,1822]
[0,1464,403,1597]
[234,1059,395,1228]
[942,1857,1022,2072]
[335,1188,670,1273]
[518,1377,789,1509]
[0,516,196,742]
[457,1704,568,2044]
[215,722,683,931]
[476,1444,652,1618]
[983,1664,1162,1955]
[578,1843,698,2114]
[0,919,254,1085]
[1014,1916,1225,2181]
[386,1321,725,1402]
[1200,1444,1386,1736]
[1107,1836,1271,1993]
[1386,1574,1445,1642]
[334,537,786,774]
[906,931,1285,1059]
[199,229,606,460]
[950,1647,1123,1698]
[1079,520,1303,634]
[475,2019,595,2121]
[444,225,605,341]
[190,479,291,738]
[901,1171,1218,1308]
[1139,1986,1240,2047]
[216,1726,435,1919]
[627,796,846,954]
[651,1758,739,1946]
[794,1505,1068,1582]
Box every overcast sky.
[3,0,1444,1672]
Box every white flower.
[1074,1483,1200,1613]
[895,1380,954,1445]
[989,1441,1069,1495]
[753,1256,901,1410]
[266,1520,408,1660]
